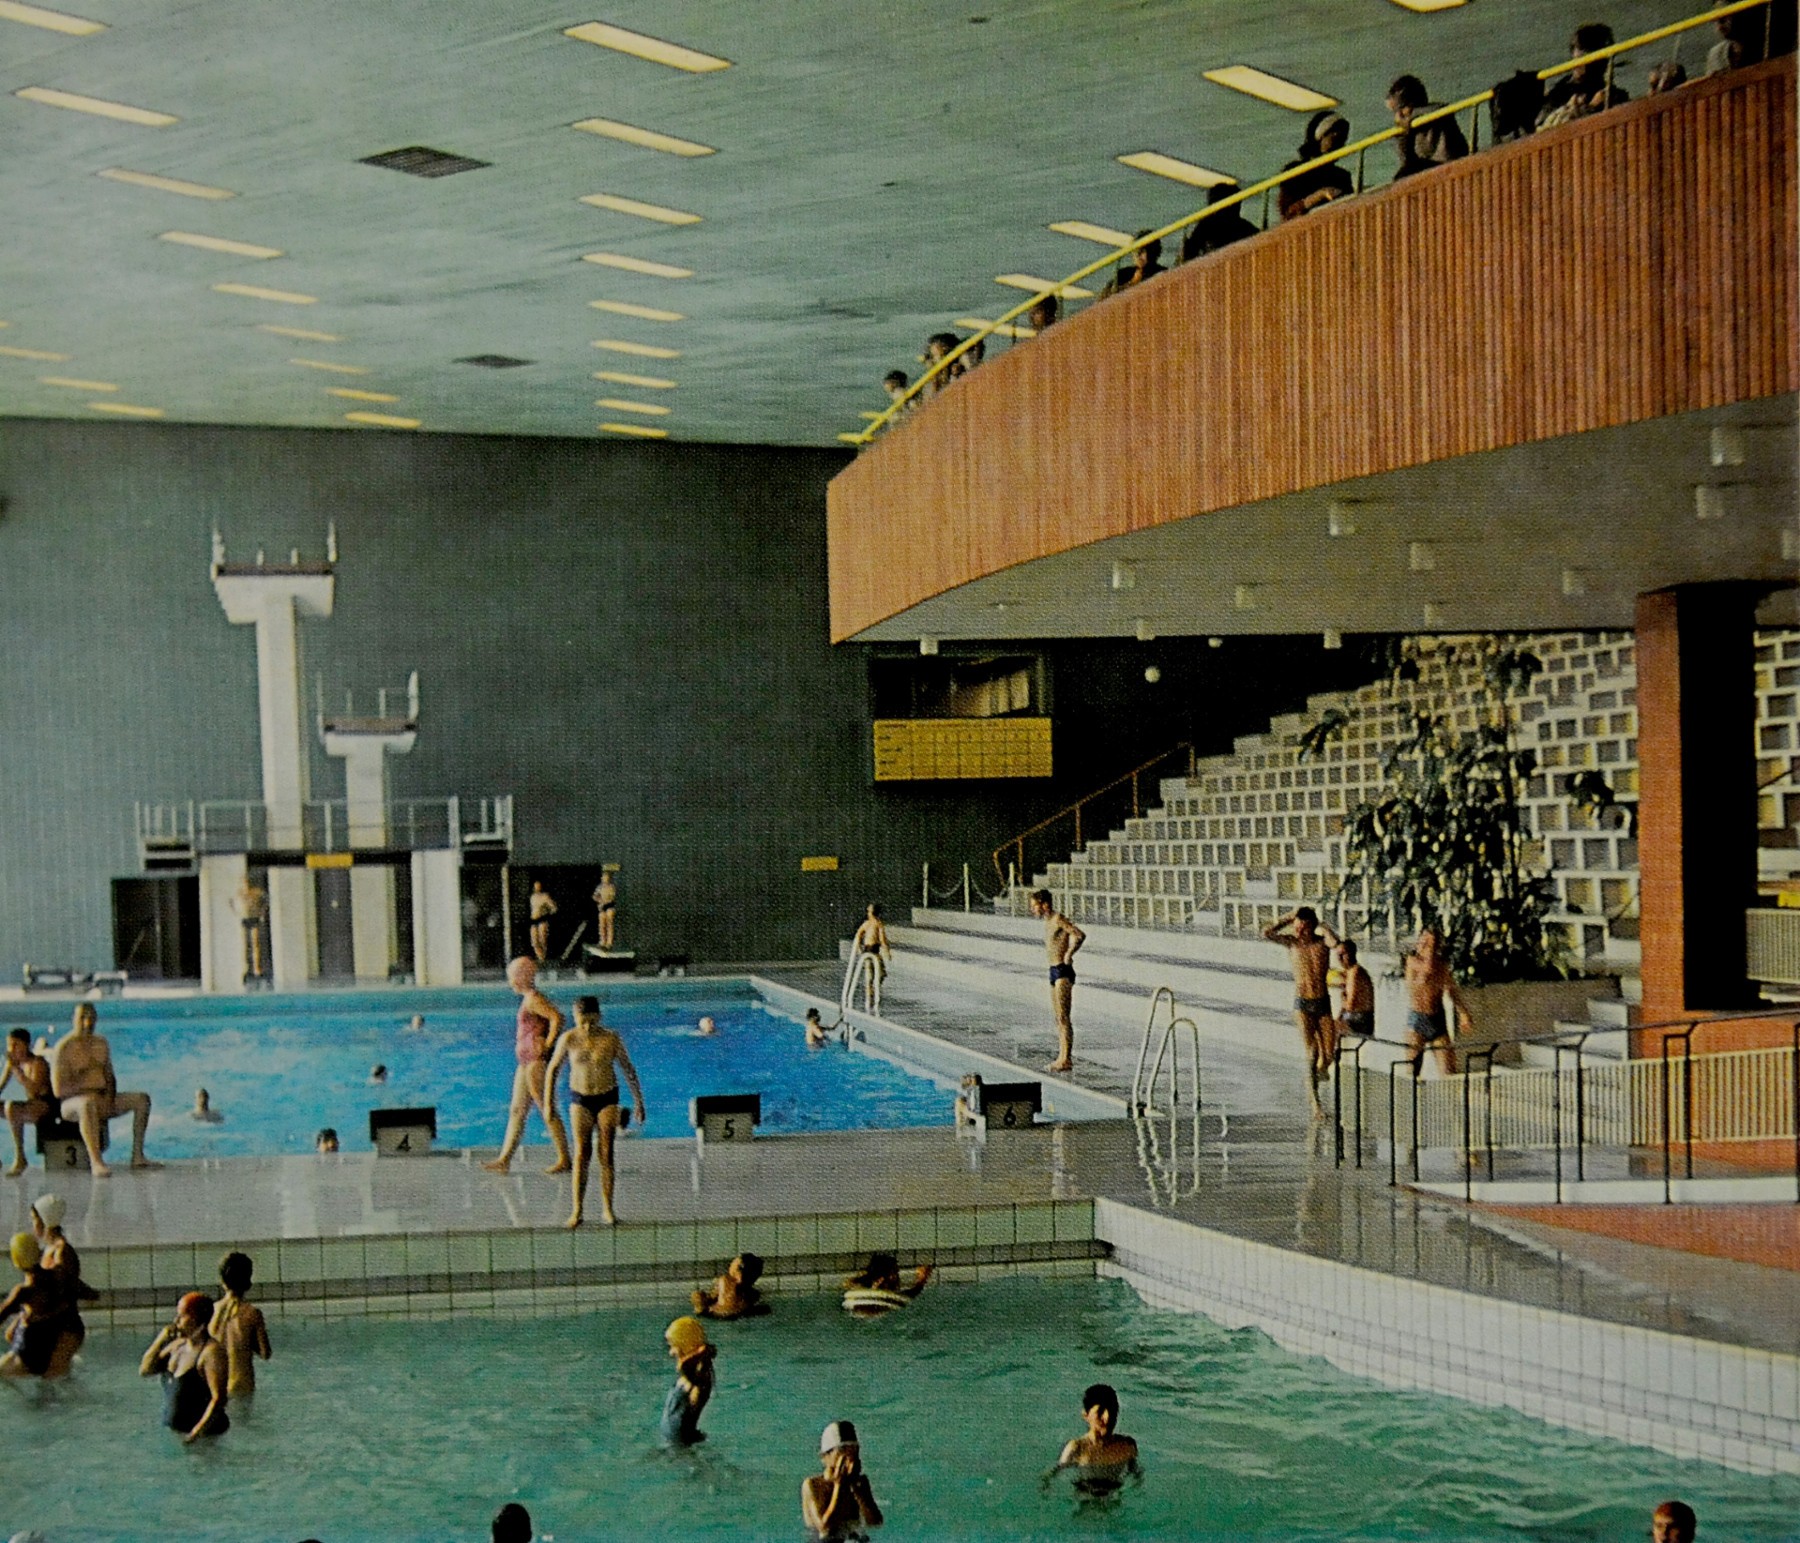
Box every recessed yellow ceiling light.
[1202,66,1337,112]
[1049,220,1137,247]
[1389,0,1465,10]
[98,167,235,200]
[0,1,105,37]
[563,21,731,72]
[589,299,684,322]
[572,117,715,157]
[344,411,419,429]
[581,252,694,279]
[953,317,1035,339]
[160,231,283,259]
[593,370,675,389]
[0,344,71,361]
[327,388,398,403]
[15,86,177,126]
[594,397,671,415]
[579,192,702,226]
[599,421,668,438]
[995,274,1095,300]
[212,282,317,305]
[593,338,681,359]
[259,324,341,342]
[41,375,117,391]
[1116,151,1236,188]
[89,401,163,417]
[290,358,368,375]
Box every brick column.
[1635,586,1765,1021]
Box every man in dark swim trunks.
[3,1028,53,1176]
[1030,889,1085,1074]
[1403,927,1472,1075]
[545,995,645,1228]
[1263,907,1333,1117]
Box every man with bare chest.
[1403,927,1473,1074]
[1029,889,1085,1074]
[3,1029,54,1176]
[1263,907,1333,1117]
[51,1004,154,1176]
[545,995,645,1228]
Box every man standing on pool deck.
[1263,907,1333,1117]
[545,995,645,1227]
[1404,926,1473,1075]
[528,881,557,964]
[482,957,572,1176]
[231,874,268,982]
[593,868,618,951]
[3,1029,54,1176]
[1029,889,1085,1074]
[51,1004,153,1176]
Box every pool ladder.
[833,946,882,1038]
[1131,986,1207,1205]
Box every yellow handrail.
[843,0,1773,447]
[992,741,1196,886]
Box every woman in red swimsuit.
[482,957,572,1174]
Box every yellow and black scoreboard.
[872,717,1052,781]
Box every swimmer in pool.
[843,1252,932,1304]
[692,1252,766,1319]
[368,1065,388,1086]
[482,957,572,1177]
[659,1316,716,1445]
[191,1087,224,1123]
[210,1251,272,1398]
[804,1009,830,1048]
[315,1128,339,1154]
[545,995,644,1227]
[803,1420,883,1540]
[140,1291,229,1442]
[405,1013,426,1033]
[31,1193,94,1376]
[1050,1383,1140,1496]
[0,1233,60,1379]
[697,1015,717,1036]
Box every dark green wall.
[0,417,1371,971]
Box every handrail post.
[1462,1053,1474,1203]
[1483,1052,1496,1182]
[1552,1043,1564,1204]
[963,862,971,913]
[1333,1037,1345,1167]
[1574,1039,1586,1183]
[1354,1040,1365,1169]
[922,862,930,909]
[1355,145,1366,194]
[1682,1029,1695,1181]
[1388,1063,1399,1187]
[1409,1060,1421,1184]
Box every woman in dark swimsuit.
[140,1292,230,1442]
[31,1193,95,1377]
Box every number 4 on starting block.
[369,1107,437,1157]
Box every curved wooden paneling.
[828,57,1797,642]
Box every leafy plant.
[1567,770,1639,837]
[1325,638,1569,984]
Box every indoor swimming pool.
[7,983,952,1158]
[6,1275,1793,1542]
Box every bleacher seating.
[1001,630,1800,988]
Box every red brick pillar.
[1635,586,1764,1022]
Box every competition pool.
[7,1276,1795,1543]
[8,982,953,1158]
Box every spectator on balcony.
[1180,183,1259,261]
[950,337,985,379]
[1026,294,1060,333]
[1386,75,1469,180]
[923,333,960,393]
[1647,58,1689,94]
[1705,9,1765,75]
[1537,24,1629,129]
[1100,232,1166,297]
[1278,111,1354,221]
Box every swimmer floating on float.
[841,1252,932,1317]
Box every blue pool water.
[7,1276,1796,1542]
[9,983,952,1158]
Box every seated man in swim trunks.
[3,1028,54,1176]
[1263,907,1333,1117]
[1403,926,1473,1075]
[1050,1382,1141,1496]
[50,1003,154,1176]
[545,995,645,1228]
[1327,935,1375,1052]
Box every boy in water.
[210,1251,272,1398]
[1051,1383,1141,1496]
[692,1252,765,1319]
[1262,907,1333,1117]
[660,1316,716,1445]
[803,1421,884,1540]
[544,995,645,1228]
[1404,927,1473,1074]
[804,1008,830,1048]
[2,1028,54,1176]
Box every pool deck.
[7,965,1798,1473]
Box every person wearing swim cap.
[30,1192,94,1377]
[482,957,571,1176]
[140,1291,229,1441]
[0,1232,60,1379]
[803,1420,883,1539]
[1051,1383,1140,1497]
[659,1316,716,1445]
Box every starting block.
[37,1116,104,1172]
[690,1093,759,1146]
[369,1106,436,1157]
[970,1080,1041,1134]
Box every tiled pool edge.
[80,1199,1102,1327]
[1095,1198,1800,1478]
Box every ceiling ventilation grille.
[456,354,534,369]
[359,146,491,178]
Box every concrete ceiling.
[849,398,1800,640]
[0,0,1717,447]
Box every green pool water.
[6,1276,1794,1542]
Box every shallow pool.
[10,984,951,1158]
[6,1277,1794,1542]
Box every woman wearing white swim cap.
[803,1420,883,1539]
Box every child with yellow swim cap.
[0,1232,59,1379]
[660,1316,716,1445]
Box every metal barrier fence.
[134,795,514,856]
